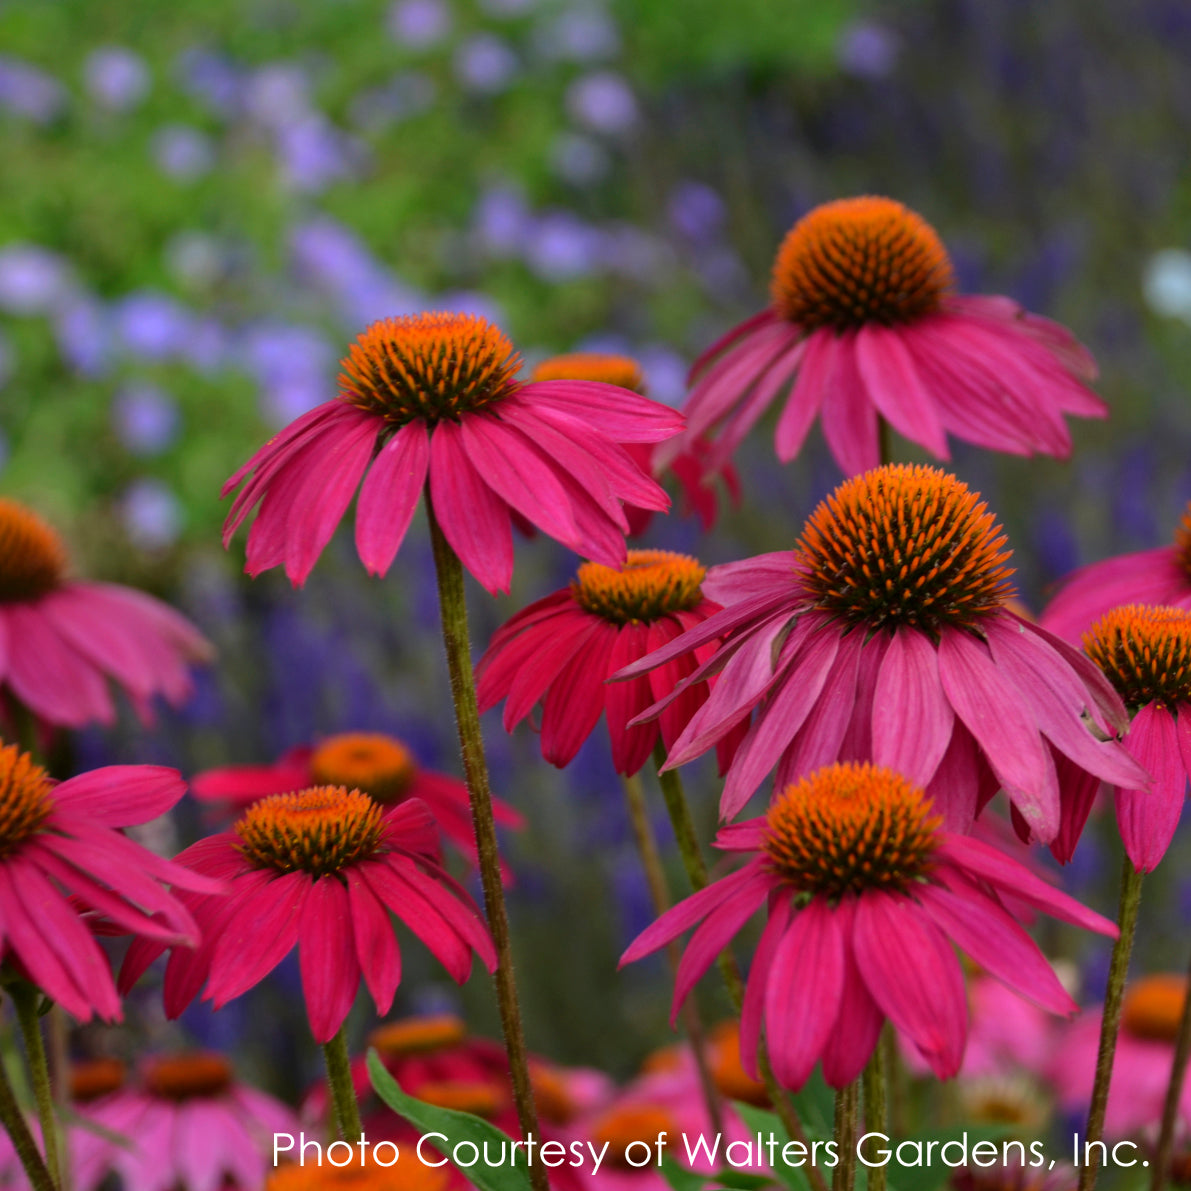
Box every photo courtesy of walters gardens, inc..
[2,4,1191,1191]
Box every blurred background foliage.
[4,0,1191,1097]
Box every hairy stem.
[1150,949,1191,1191]
[322,1027,363,1142]
[12,986,60,1190]
[863,1035,888,1191]
[427,498,547,1191]
[0,1032,54,1191]
[832,1080,859,1191]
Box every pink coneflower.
[0,744,216,1021]
[619,465,1144,840]
[0,498,211,728]
[672,196,1104,475]
[70,1053,297,1191]
[476,550,743,776]
[1042,502,1191,642]
[190,732,523,868]
[1050,974,1191,1138]
[119,788,497,1043]
[222,314,683,594]
[621,763,1117,1089]
[1076,606,1191,871]
[529,353,739,534]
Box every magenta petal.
[346,870,401,1013]
[852,893,967,1079]
[819,332,879,476]
[605,625,660,776]
[739,896,791,1080]
[765,899,844,1090]
[937,629,1056,840]
[854,324,948,458]
[819,901,885,1088]
[773,332,829,462]
[1115,704,1187,873]
[539,623,617,767]
[354,421,430,576]
[689,309,781,381]
[503,612,600,730]
[52,766,186,827]
[871,628,954,786]
[299,875,360,1043]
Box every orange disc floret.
[368,1014,467,1058]
[708,1021,768,1107]
[310,734,417,805]
[572,550,706,625]
[1084,605,1191,710]
[530,353,645,393]
[770,196,954,332]
[590,1105,677,1170]
[0,499,68,603]
[0,744,53,857]
[269,1156,450,1191]
[763,762,941,897]
[338,312,522,425]
[69,1058,127,1103]
[798,464,1015,634]
[143,1053,233,1100]
[236,787,384,877]
[1121,974,1188,1043]
[414,1079,506,1117]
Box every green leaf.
[366,1050,533,1191]
[660,1155,710,1191]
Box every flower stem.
[426,498,547,1191]
[1079,858,1144,1191]
[12,985,60,1190]
[321,1027,364,1142]
[832,1080,860,1191]
[1150,948,1191,1191]
[620,772,724,1136]
[649,744,827,1191]
[0,1026,54,1191]
[862,1036,888,1191]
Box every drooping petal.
[819,899,885,1088]
[354,421,430,577]
[299,875,361,1043]
[346,869,401,1013]
[819,331,879,476]
[739,894,791,1080]
[52,766,186,827]
[854,324,948,459]
[1114,703,1187,873]
[539,622,620,767]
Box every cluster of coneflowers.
[0,194,1188,1191]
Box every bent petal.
[1115,703,1187,873]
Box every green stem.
[1150,949,1191,1191]
[882,1026,905,1138]
[0,1035,54,1191]
[13,986,59,1190]
[321,1027,363,1142]
[650,744,827,1191]
[620,772,724,1137]
[832,1080,859,1191]
[862,1037,887,1191]
[426,498,547,1191]
[1079,859,1144,1191]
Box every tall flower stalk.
[1151,956,1191,1191]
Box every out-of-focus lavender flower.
[114,291,191,359]
[566,71,637,134]
[637,345,688,408]
[152,125,215,180]
[550,132,610,184]
[277,117,358,192]
[113,384,181,456]
[244,321,336,425]
[837,19,900,79]
[245,64,312,130]
[0,245,71,314]
[180,317,228,373]
[121,479,183,550]
[668,181,726,244]
[695,246,750,294]
[439,291,504,326]
[54,298,110,376]
[1144,249,1191,322]
[291,218,378,292]
[454,35,519,94]
[175,48,242,117]
[0,56,66,124]
[388,0,452,50]
[474,187,532,257]
[84,47,150,111]
[348,71,436,131]
[534,7,620,61]
[603,224,672,283]
[524,211,602,280]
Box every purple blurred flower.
[837,20,900,78]
[524,211,601,280]
[603,224,672,282]
[341,277,424,328]
[348,71,436,131]
[152,125,215,180]
[637,345,688,408]
[121,479,182,550]
[535,7,620,61]
[550,132,609,184]
[566,71,636,134]
[0,56,66,124]
[0,245,71,314]
[243,322,336,424]
[474,187,532,256]
[180,318,228,373]
[290,218,378,291]
[439,291,504,326]
[175,49,242,117]
[114,291,191,359]
[454,35,519,94]
[84,47,150,111]
[245,65,312,129]
[277,118,357,192]
[668,181,725,243]
[54,298,110,376]
[388,0,452,49]
[113,384,181,456]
